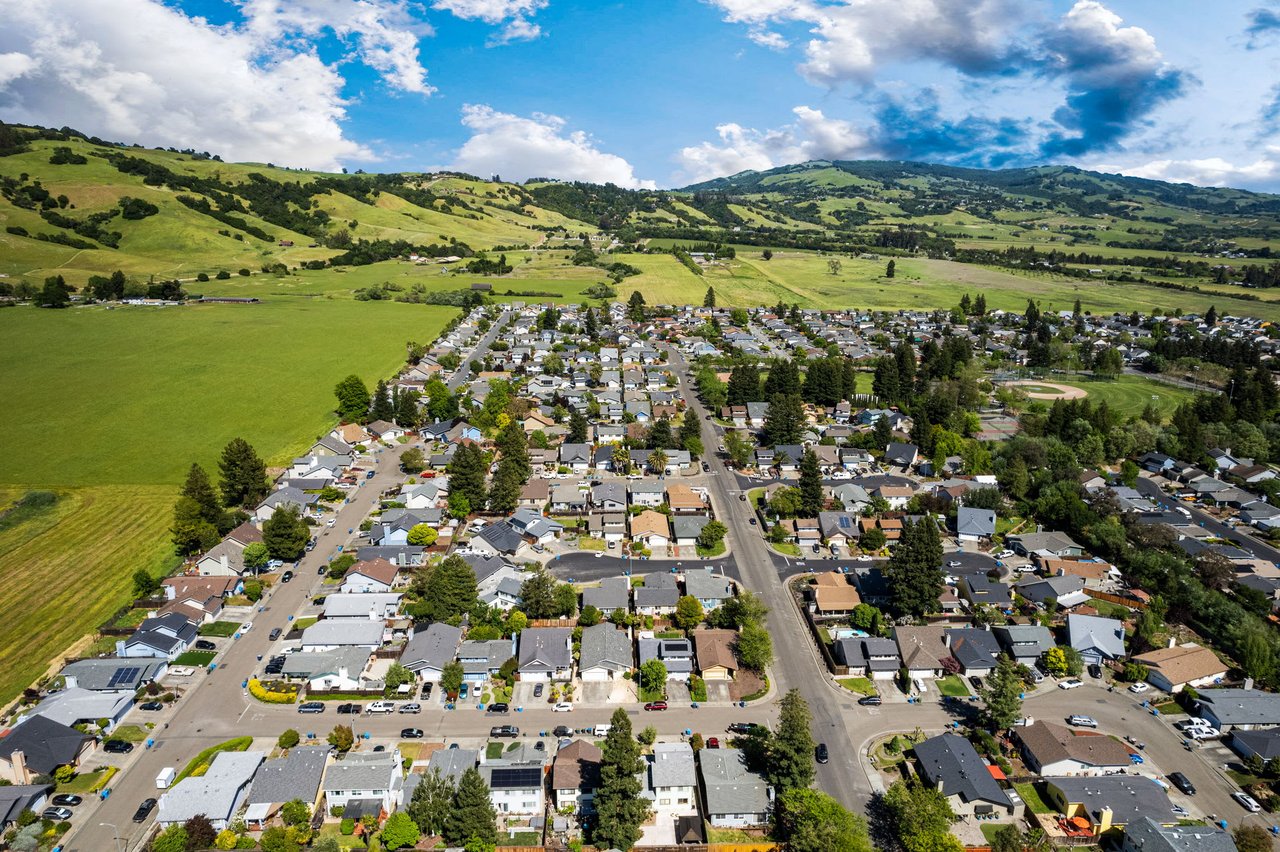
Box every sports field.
[1011,374,1196,421]
[0,297,456,705]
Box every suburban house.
[1016,721,1133,776]
[645,742,697,816]
[578,623,633,681]
[26,687,134,731]
[630,510,671,549]
[1015,574,1087,608]
[340,558,399,594]
[253,487,318,524]
[480,759,547,814]
[944,628,1002,677]
[638,638,694,678]
[913,733,1014,816]
[243,746,329,831]
[1042,558,1121,590]
[119,611,197,660]
[0,785,53,829]
[1119,817,1236,852]
[834,637,900,680]
[634,572,680,616]
[884,442,919,470]
[895,626,951,681]
[157,751,265,830]
[323,750,403,817]
[0,716,95,784]
[1008,531,1083,559]
[1195,688,1280,731]
[518,627,574,681]
[162,575,237,619]
[818,511,861,549]
[1132,644,1227,693]
[281,648,374,692]
[955,507,997,543]
[811,572,861,615]
[322,593,401,621]
[459,639,515,683]
[1067,614,1127,664]
[698,749,772,827]
[684,569,734,610]
[1042,776,1175,838]
[60,658,166,692]
[299,621,384,652]
[400,623,464,680]
[426,747,479,785]
[992,625,1056,667]
[1228,728,1280,763]
[552,740,602,814]
[671,514,711,548]
[582,576,630,614]
[693,629,738,680]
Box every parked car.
[239,621,253,633]
[727,722,763,735]
[858,695,883,706]
[1170,804,1189,818]
[1168,772,1196,795]
[1185,726,1222,740]
[1067,715,1098,728]
[644,701,668,711]
[487,703,510,714]
[968,675,984,691]
[43,806,73,821]
[946,560,962,568]
[268,627,282,641]
[132,798,157,822]
[706,737,719,748]
[553,702,574,712]
[280,571,294,583]
[532,683,544,698]
[399,703,421,714]
[459,683,469,700]
[366,701,395,714]
[421,683,433,699]
[1029,667,1045,684]
[103,739,134,754]
[1128,682,1150,694]
[1058,679,1083,690]
[193,639,216,651]
[553,725,573,737]
[336,703,358,714]
[401,728,424,738]
[815,743,829,764]
[1088,663,1103,679]
[1233,791,1262,812]
[138,701,163,711]
[51,795,82,807]
[490,725,520,738]
[297,702,325,714]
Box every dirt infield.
[1006,380,1089,400]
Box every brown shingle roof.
[813,573,861,612]
[551,739,602,792]
[344,558,398,586]
[693,629,738,673]
[1133,644,1227,687]
[1017,721,1132,769]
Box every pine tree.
[487,463,524,514]
[495,420,530,483]
[764,359,801,398]
[980,655,1024,731]
[396,390,421,428]
[172,496,219,556]
[798,449,823,517]
[959,294,971,315]
[679,413,702,454]
[334,374,371,422]
[448,443,489,512]
[873,416,893,450]
[263,504,309,561]
[885,518,943,618]
[704,286,716,307]
[420,555,478,623]
[973,293,986,316]
[567,410,589,444]
[218,437,268,508]
[627,290,646,322]
[885,259,895,278]
[1024,299,1040,329]
[443,768,497,847]
[1206,304,1218,326]
[371,379,395,422]
[593,707,649,850]
[727,364,762,406]
[872,358,900,404]
[181,462,222,525]
[583,306,599,340]
[894,342,916,394]
[768,689,815,792]
[647,417,674,450]
[762,394,804,446]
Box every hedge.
[248,678,298,704]
[175,736,253,783]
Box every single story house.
[157,751,265,830]
[400,623,464,680]
[1132,644,1227,694]
[518,627,574,682]
[699,749,772,827]
[913,733,1014,816]
[1016,721,1132,776]
[1042,776,1175,838]
[243,746,328,831]
[578,624,633,681]
[0,716,95,784]
[1067,614,1127,664]
[693,629,738,680]
[323,750,403,815]
[1195,688,1280,731]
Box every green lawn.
[293,616,318,631]
[109,724,151,742]
[58,766,117,794]
[198,621,241,637]
[936,675,971,697]
[1013,782,1054,815]
[505,832,543,846]
[172,650,216,667]
[771,542,801,557]
[1047,374,1196,422]
[696,540,726,557]
[578,537,606,551]
[837,677,877,696]
[175,736,253,783]
[485,741,505,760]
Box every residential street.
[1134,475,1280,564]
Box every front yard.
[837,677,877,695]
[197,621,240,637]
[578,537,606,551]
[936,675,971,697]
[172,650,216,667]
[58,766,116,794]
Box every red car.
[643,701,668,711]
[706,737,720,748]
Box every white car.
[326,519,336,528]
[1058,679,1083,690]
[946,560,962,568]
[1067,715,1098,728]
[594,551,604,558]
[1232,791,1262,812]
[1185,726,1222,740]
[830,471,852,481]
[857,555,873,562]
[1128,682,1150,694]
[553,702,574,712]
[240,621,253,633]
[997,549,1015,559]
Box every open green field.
[0,297,456,706]
[1042,374,1197,420]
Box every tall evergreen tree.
[583,305,599,340]
[885,259,895,278]
[448,443,489,512]
[593,708,649,851]
[371,379,395,422]
[973,293,986,316]
[334,374,371,422]
[647,417,674,450]
[798,449,824,517]
[894,341,916,394]
[263,504,309,561]
[980,655,1024,731]
[885,518,944,618]
[1205,304,1218,326]
[679,413,702,455]
[495,420,530,482]
[726,364,762,406]
[764,359,801,398]
[703,286,716,307]
[408,768,455,836]
[395,389,421,428]
[419,554,479,622]
[627,290,646,322]
[768,689,815,792]
[172,496,220,556]
[872,357,900,404]
[1024,299,1041,329]
[872,415,893,450]
[762,394,804,446]
[567,410,589,444]
[181,462,221,525]
[487,463,524,514]
[218,437,268,508]
[443,768,497,847]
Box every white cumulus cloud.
[450,105,656,189]
[1090,149,1280,189]
[432,0,547,42]
[675,105,877,183]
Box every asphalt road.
[1134,475,1280,565]
[549,552,740,583]
[446,309,511,393]
[664,344,865,812]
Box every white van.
[156,767,177,789]
[593,724,612,737]
[366,701,395,714]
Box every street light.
[100,821,123,852]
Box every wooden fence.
[1083,589,1148,611]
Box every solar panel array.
[107,666,141,688]
[491,767,542,789]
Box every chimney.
[11,750,26,785]
[1168,637,1177,649]
[1097,806,1113,834]
[1245,677,1255,691]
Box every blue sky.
[2,1,1280,190]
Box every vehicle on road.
[240,621,253,633]
[104,740,134,754]
[739,494,747,501]
[1232,791,1262,812]
[280,570,293,583]
[594,551,604,558]
[138,701,163,711]
[487,703,510,714]
[947,560,962,568]
[1058,679,1083,690]
[336,703,362,715]
[401,728,424,738]
[858,695,883,706]
[706,737,719,748]
[1168,772,1196,795]
[1170,804,1189,818]
[366,701,395,714]
[268,627,282,641]
[366,470,376,479]
[399,703,421,714]
[553,702,573,712]
[727,722,763,735]
[43,806,72,820]
[51,795,82,807]
[194,639,216,651]
[644,701,668,711]
[748,518,757,525]
[491,725,520,738]
[298,702,325,714]
[553,725,573,738]
[1067,715,1097,728]
[816,743,829,764]
[132,798,157,822]
[1128,682,1150,694]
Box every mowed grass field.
[1033,374,1196,420]
[0,297,456,704]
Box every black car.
[138,701,163,711]
[337,703,361,715]
[727,722,763,735]
[815,743,829,764]
[968,676,984,691]
[401,728,424,738]
[194,639,217,651]
[553,725,573,738]
[317,564,326,575]
[268,627,283,641]
[858,695,883,706]
[280,571,294,583]
[1089,663,1103,679]
[132,798,157,823]
[51,794,82,807]
[264,664,283,676]
[103,739,134,754]
[487,702,510,714]
[490,725,520,738]
[533,683,544,698]
[297,701,325,714]
[1168,772,1197,795]
[421,683,434,699]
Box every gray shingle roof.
[0,716,92,775]
[579,624,632,672]
[913,733,1012,808]
[698,749,770,817]
[246,746,329,806]
[401,623,463,673]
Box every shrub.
[248,679,298,704]
[340,818,356,835]
[278,729,300,749]
[215,270,231,280]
